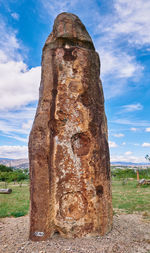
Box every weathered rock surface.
[29,12,113,241]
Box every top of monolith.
[44,12,95,50]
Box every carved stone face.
[53,12,93,43]
[45,13,95,50]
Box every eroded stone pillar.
[29,12,113,241]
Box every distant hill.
[0,158,29,169]
[0,158,150,169]
[111,161,150,166]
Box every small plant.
[122,178,128,185]
[11,211,27,217]
[145,154,150,161]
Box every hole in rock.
[63,48,77,61]
[54,230,60,236]
[96,185,103,197]
[71,132,90,156]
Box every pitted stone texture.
[29,12,113,241]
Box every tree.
[0,165,29,187]
[0,172,10,188]
[16,172,27,187]
[0,164,13,172]
[145,155,150,162]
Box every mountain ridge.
[0,158,29,168]
[0,158,150,169]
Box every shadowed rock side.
[29,12,113,241]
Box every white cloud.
[0,18,39,145]
[130,127,137,132]
[109,141,118,148]
[0,21,21,61]
[125,151,132,155]
[122,142,126,145]
[0,20,41,111]
[96,0,150,100]
[122,103,143,112]
[113,133,124,138]
[0,145,28,159]
[110,154,146,163]
[96,45,143,99]
[111,119,150,127]
[100,49,142,79]
[145,128,150,132]
[11,13,19,20]
[142,143,150,147]
[113,0,150,46]
[0,59,41,110]
[95,12,143,99]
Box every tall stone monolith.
[29,12,113,241]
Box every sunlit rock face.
[29,12,113,241]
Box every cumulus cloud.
[113,133,124,138]
[109,141,118,148]
[145,128,150,132]
[125,151,132,155]
[0,145,28,159]
[0,59,41,110]
[130,127,137,131]
[0,19,41,110]
[142,143,150,147]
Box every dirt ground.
[0,213,150,253]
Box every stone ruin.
[29,12,113,241]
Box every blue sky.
[0,0,150,163]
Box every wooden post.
[137,170,139,181]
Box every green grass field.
[0,182,29,217]
[112,179,150,213]
[0,180,150,218]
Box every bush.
[112,168,150,179]
[0,164,13,172]
[0,165,29,186]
